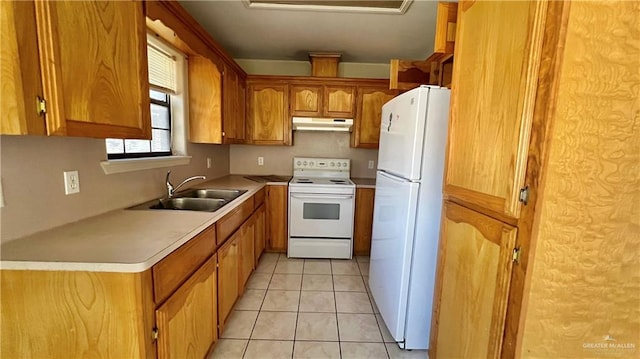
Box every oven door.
[289,192,354,238]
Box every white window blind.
[148,43,177,93]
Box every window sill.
[100,156,192,175]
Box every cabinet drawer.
[153,225,216,305]
[254,187,265,208]
[217,196,255,246]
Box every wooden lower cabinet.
[217,233,239,330]
[238,221,255,293]
[430,201,517,358]
[353,187,375,256]
[253,204,267,265]
[266,184,288,252]
[156,255,217,359]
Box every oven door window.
[303,203,340,220]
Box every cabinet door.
[431,202,516,358]
[324,85,355,118]
[353,188,375,256]
[238,221,255,292]
[188,56,223,144]
[35,1,151,138]
[443,0,546,218]
[254,204,267,265]
[237,76,246,142]
[290,84,323,117]
[0,1,45,135]
[217,235,239,330]
[266,185,288,252]
[352,87,396,148]
[247,83,291,145]
[223,65,242,144]
[156,256,217,359]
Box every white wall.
[235,59,390,78]
[0,135,229,242]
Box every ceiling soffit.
[243,0,414,14]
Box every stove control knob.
[303,161,308,166]
[296,161,301,166]
[310,161,314,167]
[337,162,341,167]
[330,162,335,167]
[343,162,348,168]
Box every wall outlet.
[368,160,375,169]
[63,171,80,195]
[258,156,264,166]
[206,157,212,169]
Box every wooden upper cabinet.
[351,86,396,148]
[324,85,355,118]
[1,1,45,136]
[188,56,223,143]
[223,65,245,144]
[34,1,151,139]
[431,202,516,358]
[443,0,546,219]
[290,84,323,117]
[246,81,291,145]
[433,2,458,54]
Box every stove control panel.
[293,157,350,171]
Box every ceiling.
[177,0,441,64]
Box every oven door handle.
[290,193,354,200]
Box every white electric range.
[288,157,356,259]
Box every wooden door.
[156,256,217,359]
[238,221,255,292]
[266,185,288,252]
[254,204,267,265]
[34,1,151,139]
[324,85,355,118]
[217,235,239,330]
[247,82,291,145]
[443,0,547,218]
[237,76,246,142]
[188,56,223,143]
[353,188,375,256]
[0,1,45,135]
[352,87,396,148]
[290,84,323,117]
[431,202,517,358]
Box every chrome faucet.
[166,171,206,198]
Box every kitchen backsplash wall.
[0,135,229,243]
[230,131,378,178]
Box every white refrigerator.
[368,85,450,350]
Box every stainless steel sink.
[128,188,247,212]
[150,197,227,212]
[175,189,247,201]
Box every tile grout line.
[242,254,278,358]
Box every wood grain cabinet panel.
[324,85,355,118]
[34,0,151,139]
[0,1,45,135]
[253,204,267,265]
[431,202,516,358]
[156,256,217,359]
[246,82,291,145]
[238,220,255,292]
[266,185,288,252]
[353,187,375,256]
[290,84,323,117]
[223,65,245,144]
[443,0,546,219]
[352,87,396,148]
[188,56,223,144]
[216,196,255,246]
[217,234,239,331]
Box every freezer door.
[368,171,419,343]
[377,87,430,180]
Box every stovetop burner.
[330,179,346,184]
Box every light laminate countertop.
[0,176,264,273]
[352,177,376,188]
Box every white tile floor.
[209,253,427,359]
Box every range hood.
[292,117,353,132]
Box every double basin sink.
[131,189,247,212]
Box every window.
[105,37,179,159]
